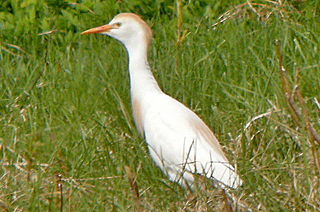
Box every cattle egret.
[81,13,242,189]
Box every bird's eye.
[114,23,122,28]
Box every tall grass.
[0,0,319,211]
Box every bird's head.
[81,13,152,51]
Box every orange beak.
[81,24,113,35]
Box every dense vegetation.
[0,0,319,211]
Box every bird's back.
[140,92,242,189]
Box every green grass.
[1,0,320,211]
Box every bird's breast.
[131,96,143,135]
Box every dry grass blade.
[1,42,31,57]
[38,29,59,35]
[67,2,96,14]
[244,110,274,130]
[1,46,18,56]
[213,0,301,27]
[312,98,320,111]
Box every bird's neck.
[127,44,162,97]
[125,41,163,135]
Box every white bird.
[82,13,242,189]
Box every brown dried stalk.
[54,172,64,212]
[20,23,56,110]
[125,165,142,212]
[222,189,233,212]
[276,40,320,174]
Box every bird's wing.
[142,93,241,188]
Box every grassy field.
[1,0,320,211]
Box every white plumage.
[82,13,242,189]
